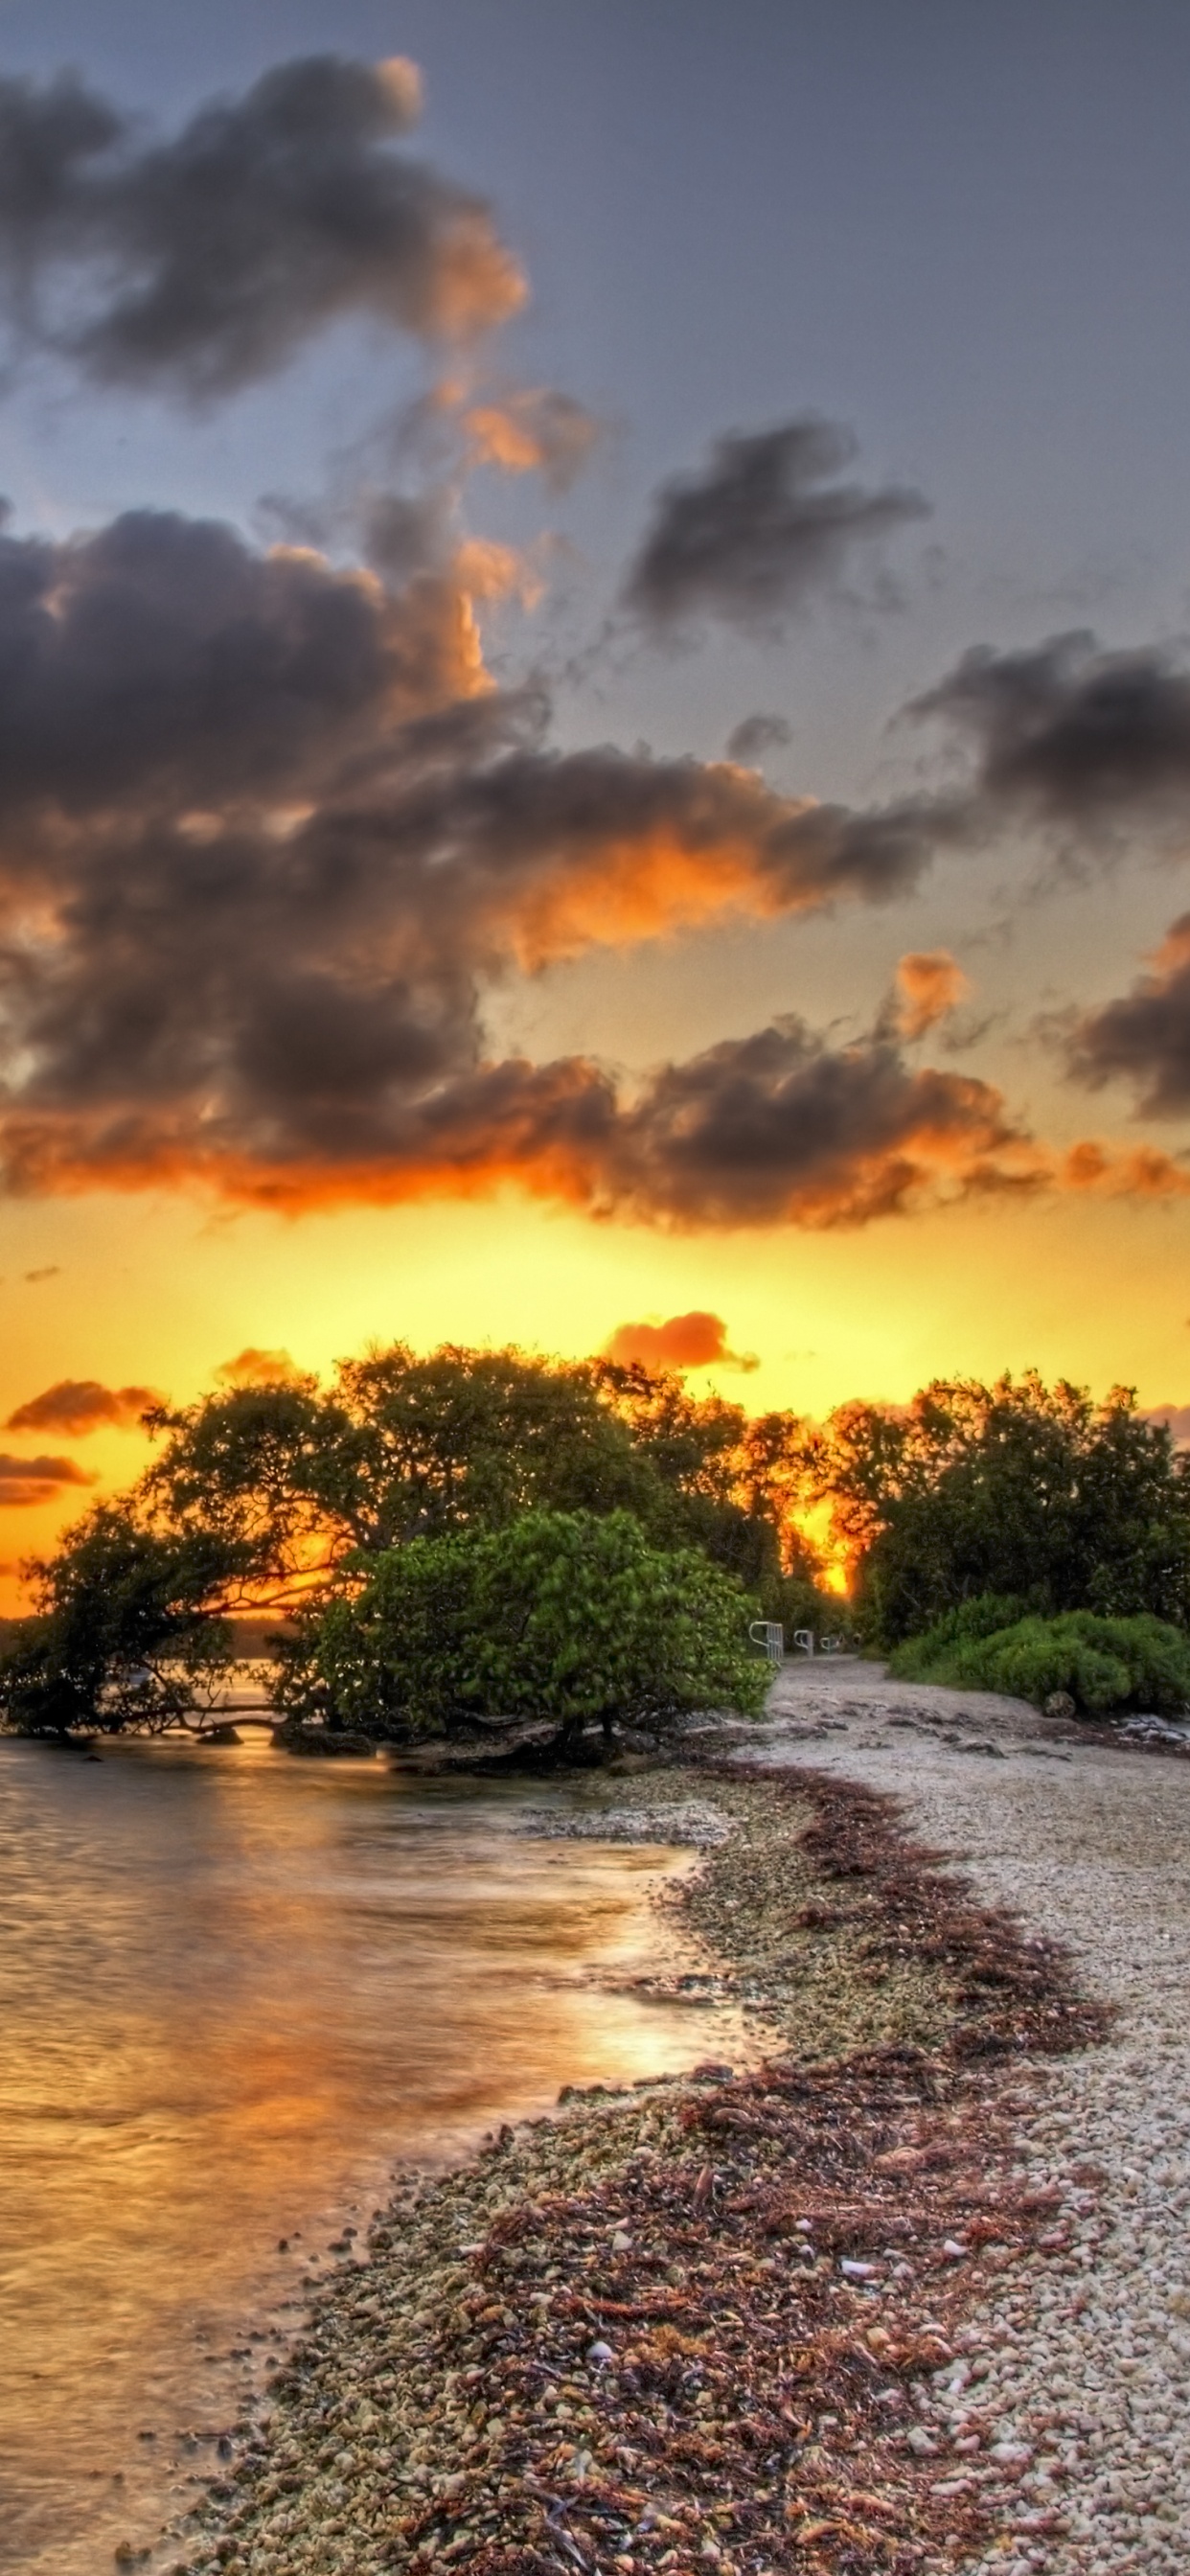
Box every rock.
[271,1720,378,1758]
[1041,1690,1077,1722]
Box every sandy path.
[737,1659,1190,2576]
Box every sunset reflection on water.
[0,1735,740,2572]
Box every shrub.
[285,1507,770,1752]
[890,1605,1190,1716]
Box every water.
[0,1734,738,2572]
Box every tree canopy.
[0,1343,825,1742]
[139,1344,826,1614]
[8,1343,1179,1746]
[0,1500,241,1736]
[805,1371,1190,1644]
[280,1508,768,1754]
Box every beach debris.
[183,1765,1108,2576]
[516,1802,732,1846]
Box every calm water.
[0,1735,739,2572]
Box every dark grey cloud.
[0,770,951,1201]
[726,713,791,764]
[0,504,487,834]
[624,417,929,633]
[0,490,977,1211]
[6,1378,161,1434]
[0,483,1084,1230]
[590,1019,1040,1228]
[0,55,523,399]
[1066,916,1190,1115]
[908,632,1190,831]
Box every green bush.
[890,1602,1190,1715]
[285,1507,770,1752]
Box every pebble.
[754,1659,1190,2575]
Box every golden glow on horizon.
[0,1175,1187,1614]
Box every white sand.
[737,1659,1190,2575]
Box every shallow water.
[0,1734,737,2572]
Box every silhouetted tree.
[806,1372,1190,1644]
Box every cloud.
[581,1019,1047,1229]
[462,388,601,492]
[6,1378,161,1435]
[893,949,972,1040]
[0,505,488,829]
[24,1266,59,1282]
[215,1347,305,1388]
[1064,916,1190,1115]
[1059,1138,1190,1199]
[602,1311,758,1371]
[0,491,986,1216]
[623,417,929,633]
[907,632,1190,834]
[725,714,791,764]
[0,1452,96,1505]
[0,477,1176,1235]
[1142,1402,1190,1448]
[0,521,1160,1234]
[0,56,524,398]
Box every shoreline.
[171,1758,1106,2576]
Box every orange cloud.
[1144,1402,1190,1446]
[462,389,601,491]
[215,1347,306,1388]
[894,949,972,1038]
[1061,1140,1190,1198]
[603,1311,758,1371]
[0,1453,96,1506]
[7,1378,162,1435]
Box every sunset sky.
[0,1,1189,1598]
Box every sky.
[0,2,1189,1595]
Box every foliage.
[278,1508,769,1749]
[891,1604,1190,1715]
[0,1502,242,1736]
[1,1343,822,1744]
[803,1372,1190,1644]
[145,1346,828,1615]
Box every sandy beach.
[165,1670,1145,2576]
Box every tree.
[0,1502,244,1736]
[143,1347,664,1591]
[807,1372,1190,1644]
[277,1508,770,1756]
[594,1362,828,1603]
[0,1343,826,1741]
